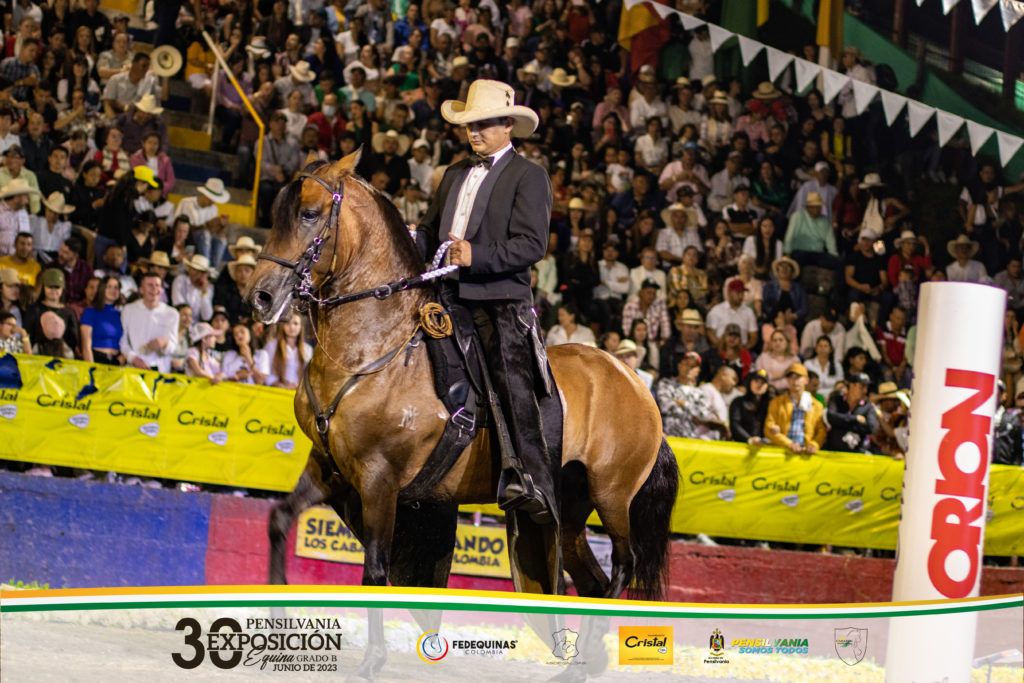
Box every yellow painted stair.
[101,0,139,14]
[168,126,212,151]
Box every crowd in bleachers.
[0,0,1023,492]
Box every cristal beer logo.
[0,404,16,419]
[140,422,160,438]
[275,439,295,454]
[928,369,995,599]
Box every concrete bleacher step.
[170,147,238,178]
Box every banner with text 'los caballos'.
[0,354,309,491]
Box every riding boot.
[470,300,558,525]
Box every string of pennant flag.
[621,0,1024,167]
[914,0,1024,31]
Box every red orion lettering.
[927,369,995,598]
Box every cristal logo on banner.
[0,404,16,419]
[928,369,995,599]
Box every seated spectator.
[592,239,629,333]
[0,309,30,354]
[755,328,800,391]
[115,93,169,156]
[760,305,799,356]
[704,218,741,281]
[729,368,772,444]
[94,243,137,299]
[783,191,840,270]
[724,254,763,318]
[37,146,74,200]
[634,116,669,172]
[80,275,123,365]
[102,52,163,118]
[870,382,910,458]
[0,149,43,216]
[0,231,40,286]
[742,217,784,283]
[128,131,176,194]
[25,268,78,354]
[722,185,761,239]
[657,200,703,266]
[612,338,653,389]
[70,160,106,231]
[171,254,214,323]
[887,230,932,288]
[699,322,751,383]
[558,229,599,314]
[667,246,709,309]
[706,279,758,350]
[945,234,990,284]
[124,209,156,265]
[875,306,909,386]
[656,351,724,439]
[92,127,130,183]
[764,362,827,454]
[763,256,808,325]
[174,178,231,269]
[258,111,302,226]
[31,192,74,257]
[33,310,74,358]
[995,256,1024,314]
[843,345,878,390]
[120,272,179,372]
[628,247,666,299]
[706,150,746,213]
[0,267,24,325]
[824,372,877,453]
[659,147,709,203]
[258,311,312,389]
[804,335,844,398]
[222,322,268,385]
[185,322,225,383]
[700,365,740,438]
[155,216,194,267]
[844,228,888,308]
[796,304,842,354]
[660,308,710,373]
[622,278,671,346]
[789,161,837,220]
[56,235,91,304]
[546,303,596,347]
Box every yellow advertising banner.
[295,506,512,578]
[0,354,310,491]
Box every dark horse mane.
[271,160,424,276]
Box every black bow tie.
[470,154,493,169]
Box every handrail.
[201,31,264,227]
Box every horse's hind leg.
[559,463,608,599]
[389,501,458,636]
[598,508,635,600]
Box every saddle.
[396,293,563,509]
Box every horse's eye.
[301,209,319,222]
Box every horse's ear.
[330,146,363,176]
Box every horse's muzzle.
[249,288,292,324]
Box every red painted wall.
[204,494,1024,601]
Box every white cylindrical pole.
[886,282,1005,683]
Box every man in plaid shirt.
[621,278,672,343]
[0,38,40,102]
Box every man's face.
[847,381,866,403]
[20,43,38,63]
[633,175,649,194]
[27,114,43,136]
[979,165,996,184]
[821,317,835,333]
[727,288,744,306]
[719,369,737,393]
[57,243,76,265]
[141,276,162,303]
[465,118,513,156]
[188,267,207,287]
[6,192,27,211]
[407,4,419,20]
[233,264,254,287]
[806,204,822,218]
[670,210,685,230]
[890,308,906,332]
[603,244,618,262]
[639,287,656,305]
[1009,260,1022,278]
[350,69,366,88]
[14,235,32,259]
[129,58,149,81]
[787,373,808,394]
[6,153,24,174]
[640,251,657,269]
[725,330,741,347]
[48,149,67,172]
[270,117,286,136]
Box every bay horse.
[247,150,678,677]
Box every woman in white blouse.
[221,322,268,385]
[803,334,844,398]
[258,312,313,389]
[545,304,596,347]
[279,89,308,142]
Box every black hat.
[640,278,661,290]
[847,372,871,385]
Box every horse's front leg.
[351,480,398,682]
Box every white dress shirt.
[120,299,180,372]
[449,142,513,241]
[595,259,630,300]
[628,266,666,299]
[31,216,72,253]
[173,196,219,230]
[171,273,214,322]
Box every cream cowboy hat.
[549,68,576,88]
[197,177,231,204]
[150,45,183,77]
[289,61,316,83]
[672,76,691,89]
[751,81,781,100]
[568,197,585,210]
[679,308,703,326]
[134,93,164,115]
[246,37,271,58]
[451,56,472,70]
[771,255,801,280]
[708,90,729,106]
[660,202,687,226]
[516,62,541,82]
[441,79,539,138]
[371,129,411,156]
[228,235,262,258]
[947,234,980,259]
[41,191,75,215]
[613,338,646,362]
[139,250,171,268]
[0,178,39,199]
[858,172,885,189]
[183,253,214,273]
[227,253,258,279]
[894,230,917,248]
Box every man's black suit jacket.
[418,150,552,302]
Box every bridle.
[256,170,456,310]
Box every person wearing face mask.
[307,91,346,155]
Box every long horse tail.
[627,438,679,601]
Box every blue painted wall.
[0,472,210,588]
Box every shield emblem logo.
[551,628,579,661]
[834,627,868,665]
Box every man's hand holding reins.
[449,239,472,267]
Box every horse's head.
[248,148,380,323]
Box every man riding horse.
[414,80,556,525]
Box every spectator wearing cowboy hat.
[31,191,75,256]
[706,279,759,350]
[370,129,411,196]
[184,322,225,383]
[887,229,932,288]
[613,338,654,389]
[171,253,214,322]
[173,177,231,269]
[0,178,39,255]
[870,381,910,458]
[945,233,991,284]
[102,52,165,119]
[214,251,258,324]
[657,200,703,265]
[0,146,42,215]
[115,93,168,155]
[783,190,841,270]
[789,160,837,220]
[764,362,827,454]
[273,60,318,110]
